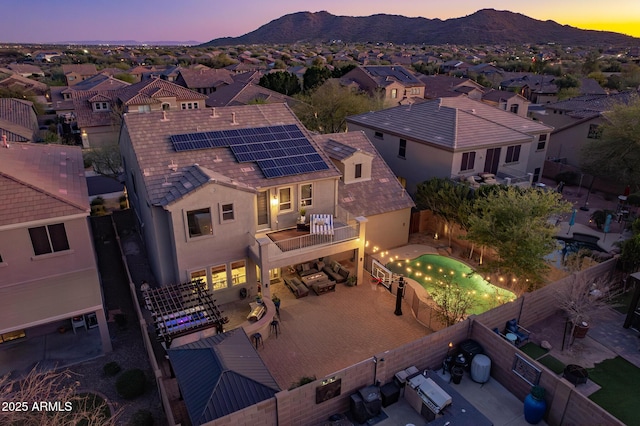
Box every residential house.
[62,64,98,86]
[532,91,638,167]
[0,141,111,353]
[481,89,530,117]
[118,103,410,304]
[500,73,559,104]
[346,97,553,195]
[0,98,38,142]
[175,68,234,95]
[340,65,425,107]
[420,75,485,100]
[34,51,61,62]
[0,74,49,105]
[441,60,472,75]
[205,82,297,108]
[66,78,206,148]
[6,63,44,78]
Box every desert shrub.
[90,196,105,206]
[554,171,579,186]
[116,369,146,399]
[129,409,154,426]
[103,361,121,377]
[288,375,316,390]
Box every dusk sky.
[2,0,639,43]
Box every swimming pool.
[545,233,605,270]
[386,254,516,315]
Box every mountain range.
[203,9,638,47]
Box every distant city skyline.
[2,0,639,43]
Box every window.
[355,163,362,179]
[190,269,209,290]
[510,104,519,114]
[211,265,227,291]
[300,184,313,207]
[279,187,291,211]
[93,102,109,111]
[537,134,547,150]
[257,191,269,226]
[137,105,151,113]
[186,208,212,238]
[181,102,199,110]
[220,203,234,222]
[588,124,602,139]
[162,103,170,111]
[374,131,383,139]
[391,88,398,99]
[460,151,476,171]
[505,145,521,163]
[231,260,246,286]
[410,87,420,95]
[0,330,26,344]
[398,139,407,159]
[29,223,70,256]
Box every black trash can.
[451,366,464,384]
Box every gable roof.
[167,329,279,425]
[419,75,484,99]
[118,78,207,105]
[545,91,639,119]
[0,143,89,227]
[347,97,552,151]
[205,82,296,108]
[358,65,424,88]
[316,132,414,217]
[177,68,234,89]
[70,73,130,92]
[72,90,120,128]
[122,104,340,206]
[0,73,48,95]
[0,98,37,141]
[62,64,98,77]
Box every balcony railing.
[259,223,359,261]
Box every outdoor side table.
[505,333,517,345]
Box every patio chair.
[505,319,530,346]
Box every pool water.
[545,236,604,270]
[386,254,516,315]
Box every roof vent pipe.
[210,107,218,118]
[2,134,8,148]
[161,111,168,121]
[231,112,237,125]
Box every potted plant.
[345,275,357,287]
[271,294,281,316]
[299,206,307,222]
[524,385,547,424]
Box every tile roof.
[50,87,76,112]
[360,65,425,88]
[205,82,295,108]
[6,64,44,75]
[545,91,639,119]
[481,88,521,102]
[0,143,89,226]
[61,64,98,76]
[315,132,414,217]
[500,74,558,94]
[118,78,207,106]
[167,328,279,425]
[70,73,130,92]
[347,97,552,151]
[0,74,48,95]
[177,68,234,89]
[419,75,484,99]
[122,104,341,206]
[72,90,120,128]
[0,98,38,141]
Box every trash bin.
[471,354,491,383]
[451,366,464,384]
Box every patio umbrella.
[566,209,577,234]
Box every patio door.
[257,190,269,229]
[484,148,501,174]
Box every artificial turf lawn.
[537,354,566,374]
[588,357,640,425]
[519,342,549,360]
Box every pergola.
[144,280,228,348]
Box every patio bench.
[284,277,309,298]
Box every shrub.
[554,171,579,186]
[627,192,640,207]
[116,369,147,399]
[103,361,121,377]
[288,375,316,390]
[90,196,105,206]
[129,409,154,426]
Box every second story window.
[374,131,384,139]
[300,184,312,207]
[279,187,292,211]
[220,203,234,222]
[29,223,70,256]
[505,145,521,163]
[93,102,110,112]
[460,151,476,171]
[510,104,519,114]
[391,88,398,99]
[137,105,151,113]
[537,134,547,150]
[181,102,199,110]
[398,139,407,159]
[355,163,362,179]
[187,208,212,238]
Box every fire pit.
[563,364,588,386]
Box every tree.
[0,367,119,425]
[258,71,301,96]
[415,178,474,247]
[292,80,382,133]
[302,66,332,92]
[465,186,572,288]
[581,95,640,191]
[430,275,475,326]
[84,144,122,180]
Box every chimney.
[2,134,8,148]
[231,112,237,125]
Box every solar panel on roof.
[170,124,329,178]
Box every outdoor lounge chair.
[505,319,530,346]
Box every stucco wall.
[365,208,412,251]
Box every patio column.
[96,308,112,352]
[355,216,368,286]
[257,237,272,298]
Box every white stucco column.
[96,308,112,352]
[257,237,272,298]
[355,216,368,286]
